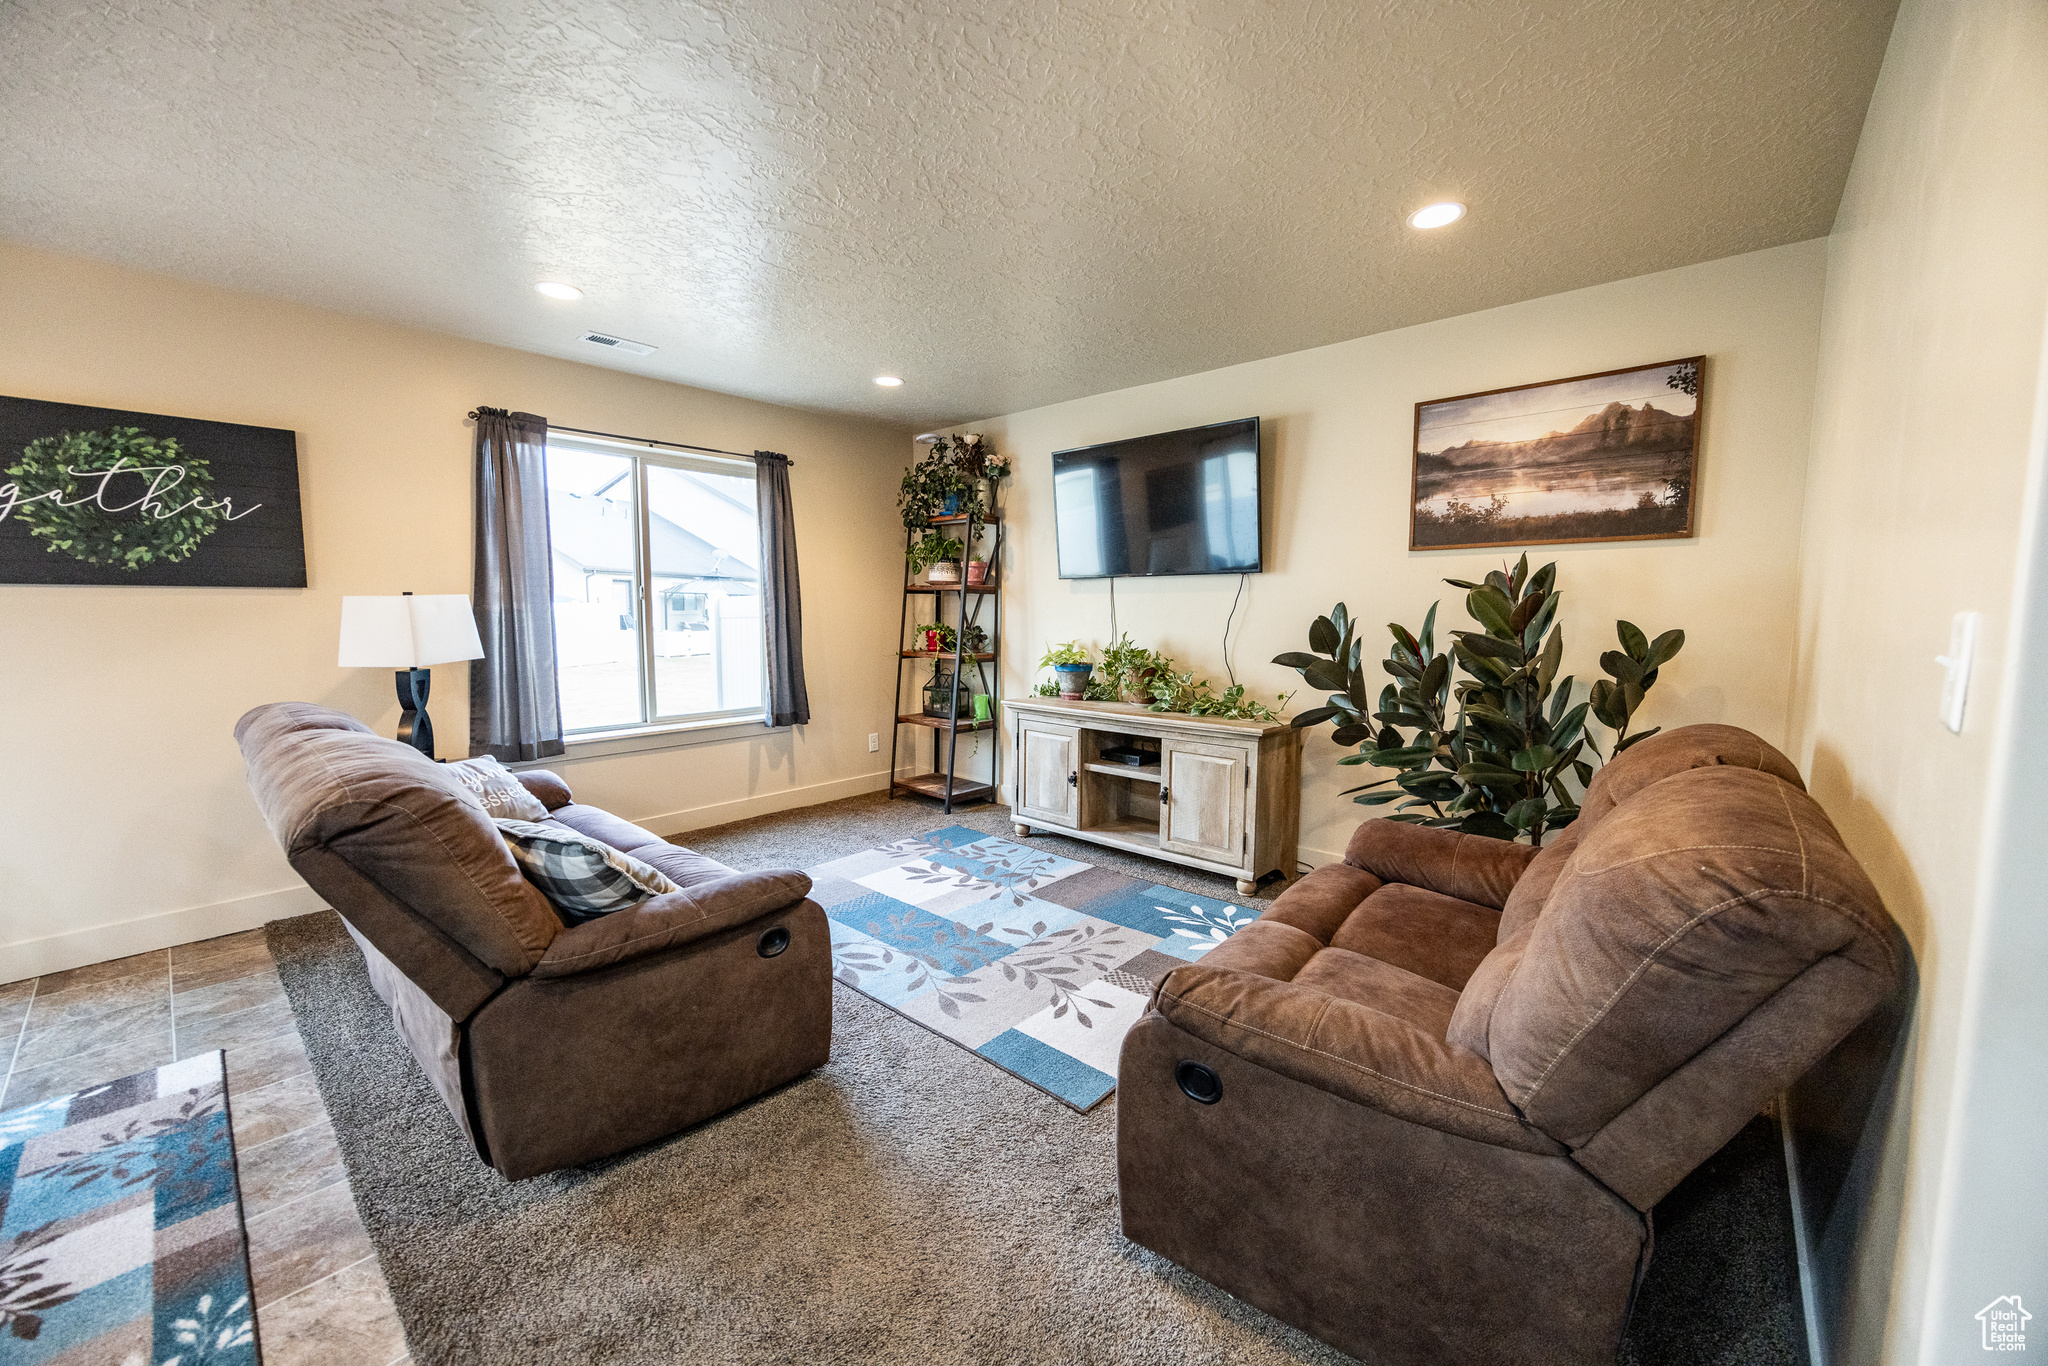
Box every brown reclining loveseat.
[236,702,831,1180]
[1117,724,1904,1366]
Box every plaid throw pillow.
[495,819,679,923]
[447,755,550,820]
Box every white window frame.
[545,432,767,742]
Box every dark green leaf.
[1615,725,1662,752]
[1303,660,1349,691]
[1512,745,1559,772]
[1309,614,1339,655]
[1458,812,1520,841]
[1551,701,1590,750]
[1419,601,1439,655]
[1457,632,1521,661]
[1466,587,1515,637]
[1419,654,1451,698]
[1600,651,1643,685]
[1459,763,1529,791]
[1646,629,1686,669]
[1504,797,1547,831]
[1354,791,1404,806]
[1528,561,1557,598]
[1508,554,1529,597]
[1536,627,1564,692]
[1331,722,1374,746]
[1442,578,1484,591]
[1617,620,1649,659]
[1484,569,1513,598]
[1549,805,1581,828]
[1589,679,1627,730]
[1290,706,1340,728]
[1271,652,1322,669]
[1329,603,1350,649]
[1509,590,1542,634]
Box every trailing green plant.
[1038,640,1092,668]
[1273,555,1683,845]
[1147,670,1291,721]
[907,532,965,575]
[1099,633,1172,701]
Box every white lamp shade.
[338,595,485,668]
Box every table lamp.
[338,593,485,759]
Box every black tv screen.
[1051,417,1262,578]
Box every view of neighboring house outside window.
[543,435,764,733]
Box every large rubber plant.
[1273,555,1683,845]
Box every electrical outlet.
[868,733,880,753]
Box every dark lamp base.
[395,667,435,759]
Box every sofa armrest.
[516,769,575,811]
[1343,819,1536,909]
[1153,962,1562,1154]
[528,870,812,978]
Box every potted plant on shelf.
[1039,640,1094,699]
[966,552,988,586]
[897,442,970,531]
[908,531,965,583]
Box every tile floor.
[0,930,411,1366]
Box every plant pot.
[965,559,988,585]
[1053,663,1093,699]
[927,561,962,584]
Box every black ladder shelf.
[889,511,1002,812]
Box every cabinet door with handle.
[1159,738,1250,867]
[1015,721,1080,827]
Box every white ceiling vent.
[578,331,655,356]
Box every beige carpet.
[268,792,1805,1366]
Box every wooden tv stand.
[1003,697,1303,895]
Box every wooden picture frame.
[0,395,306,586]
[1410,356,1703,551]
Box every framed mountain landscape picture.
[0,395,306,586]
[1410,357,1703,551]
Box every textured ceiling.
[0,0,1896,428]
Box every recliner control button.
[1175,1060,1222,1104]
[758,926,791,958]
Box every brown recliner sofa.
[1117,724,1905,1366]
[236,702,832,1180]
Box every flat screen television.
[1051,417,1262,578]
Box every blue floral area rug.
[0,1051,260,1364]
[810,827,1258,1110]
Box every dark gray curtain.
[470,408,565,760]
[754,450,811,727]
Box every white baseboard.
[0,767,910,987]
[0,884,329,986]
[639,767,896,838]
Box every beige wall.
[945,240,1827,864]
[0,241,909,981]
[1788,0,2048,1360]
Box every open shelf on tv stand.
[1003,698,1302,896]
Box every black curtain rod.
[550,424,778,463]
[468,409,785,464]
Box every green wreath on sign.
[5,427,225,568]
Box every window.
[544,434,764,734]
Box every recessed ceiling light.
[1407,202,1466,230]
[874,375,904,387]
[535,281,583,300]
